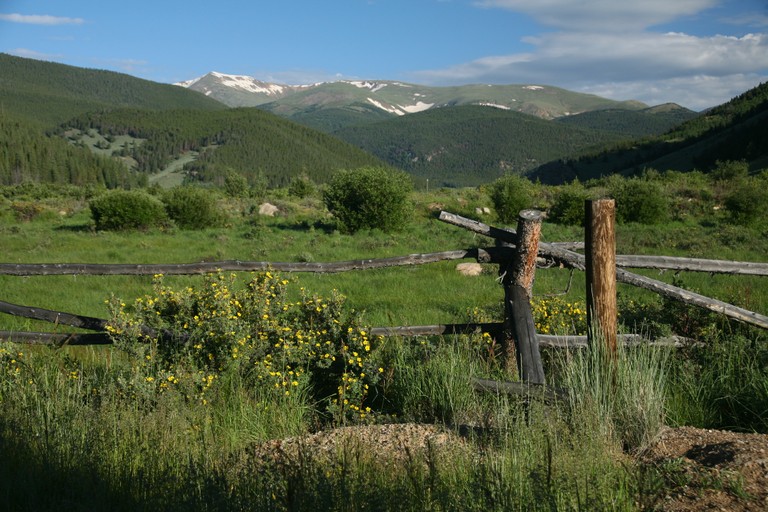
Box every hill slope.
[530,81,768,183]
[554,104,699,139]
[0,114,142,187]
[0,53,225,126]
[332,105,626,187]
[0,55,386,188]
[58,108,389,187]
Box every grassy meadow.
[1,177,767,510]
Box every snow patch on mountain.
[209,71,286,95]
[476,102,511,110]
[366,98,403,115]
[349,81,389,93]
[176,77,202,88]
[523,85,544,91]
[400,101,434,113]
[365,98,434,115]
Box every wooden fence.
[2,206,767,396]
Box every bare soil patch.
[638,426,768,511]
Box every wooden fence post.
[499,209,546,384]
[585,199,618,356]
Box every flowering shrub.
[532,297,587,335]
[107,271,382,423]
[0,347,25,400]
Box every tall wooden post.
[585,199,617,356]
[499,209,545,384]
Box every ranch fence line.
[1,206,767,392]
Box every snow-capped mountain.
[175,72,648,127]
[174,71,308,106]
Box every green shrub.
[548,182,591,226]
[323,166,413,233]
[723,178,768,225]
[223,171,249,199]
[162,186,223,230]
[710,159,749,182]
[89,189,168,230]
[489,174,533,224]
[288,174,315,199]
[609,178,669,224]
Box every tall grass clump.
[560,333,669,452]
[377,335,486,425]
[667,333,768,432]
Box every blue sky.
[1,0,767,110]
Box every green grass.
[149,151,198,188]
[0,333,648,511]
[1,182,767,510]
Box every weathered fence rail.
[2,249,766,277]
[1,210,766,392]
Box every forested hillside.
[332,105,625,187]
[58,108,388,187]
[532,81,768,183]
[0,54,385,188]
[0,53,224,126]
[554,104,698,139]
[0,115,142,187]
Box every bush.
[162,186,223,230]
[609,178,668,225]
[89,190,168,230]
[323,166,412,233]
[549,182,591,226]
[723,178,768,226]
[288,174,315,199]
[107,271,382,423]
[710,159,749,182]
[223,171,249,199]
[489,174,533,224]
[10,201,48,222]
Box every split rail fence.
[2,203,767,399]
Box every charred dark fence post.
[585,199,618,358]
[499,209,546,384]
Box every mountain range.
[1,53,765,190]
[176,71,649,126]
[175,71,702,185]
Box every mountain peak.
[175,71,649,120]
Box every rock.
[456,262,483,276]
[258,203,279,216]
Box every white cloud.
[721,12,768,28]
[413,1,768,110]
[578,74,767,111]
[91,57,150,74]
[473,0,718,31]
[0,13,84,25]
[8,48,64,61]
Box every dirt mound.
[231,423,468,473]
[638,426,768,511]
